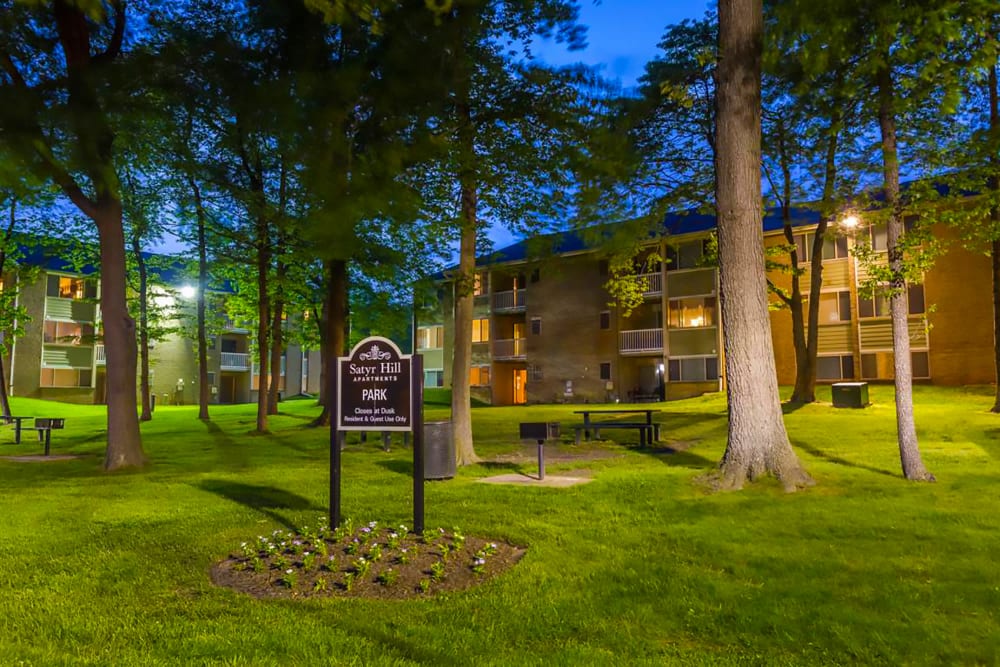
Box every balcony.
[492,289,526,313]
[95,344,106,365]
[221,352,251,370]
[620,328,664,354]
[222,317,251,334]
[493,338,527,360]
[637,272,662,298]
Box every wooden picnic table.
[571,409,661,447]
[1,416,34,445]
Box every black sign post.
[331,336,424,534]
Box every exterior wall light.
[180,286,196,299]
[840,215,860,229]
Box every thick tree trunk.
[194,180,210,421]
[96,203,146,469]
[875,58,934,481]
[315,260,347,428]
[0,354,9,420]
[987,65,1000,414]
[714,0,812,491]
[131,234,152,421]
[267,263,287,415]
[0,203,14,419]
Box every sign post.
[332,336,424,534]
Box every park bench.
[572,409,661,447]
[24,418,66,456]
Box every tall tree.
[0,1,145,469]
[714,0,812,490]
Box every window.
[667,357,719,382]
[858,285,924,318]
[469,366,491,386]
[861,351,930,379]
[794,233,849,261]
[816,355,854,380]
[473,272,487,296]
[43,320,95,345]
[528,365,543,381]
[40,367,92,388]
[471,318,490,343]
[817,291,852,323]
[46,275,96,300]
[417,325,444,349]
[599,362,611,381]
[668,297,716,328]
[530,317,541,335]
[666,240,709,270]
[424,370,444,388]
[207,372,217,385]
[869,225,888,252]
[599,311,611,330]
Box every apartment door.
[220,374,236,404]
[513,369,527,405]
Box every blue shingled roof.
[476,205,823,267]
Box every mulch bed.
[210,522,526,600]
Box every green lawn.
[1,385,998,665]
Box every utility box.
[423,421,456,480]
[832,382,869,408]
[519,422,561,442]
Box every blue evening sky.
[535,0,714,89]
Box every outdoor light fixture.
[180,285,196,299]
[840,214,860,229]
[657,363,665,373]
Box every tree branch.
[93,1,126,65]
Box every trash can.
[832,382,869,408]
[423,420,456,480]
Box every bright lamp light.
[840,215,860,229]
[180,285,196,299]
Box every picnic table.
[571,409,661,447]
[1,415,34,445]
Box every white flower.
[285,569,293,574]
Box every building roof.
[476,205,823,267]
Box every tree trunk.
[194,178,210,421]
[987,64,1000,414]
[255,230,271,433]
[96,202,146,470]
[714,0,812,491]
[131,234,152,421]
[0,353,10,420]
[0,201,15,419]
[875,57,934,481]
[315,259,347,428]
[267,263,287,415]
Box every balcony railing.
[95,344,106,365]
[492,289,527,312]
[222,317,251,333]
[493,338,527,360]
[637,272,662,298]
[620,328,664,354]
[221,352,251,370]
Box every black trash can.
[832,382,869,408]
[424,420,456,480]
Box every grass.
[1,385,999,665]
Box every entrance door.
[220,374,236,404]
[513,369,527,405]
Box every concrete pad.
[477,473,593,487]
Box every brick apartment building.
[416,208,995,405]
[0,245,321,405]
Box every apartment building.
[417,209,995,405]
[0,244,321,405]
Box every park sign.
[337,336,412,432]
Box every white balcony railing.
[492,289,527,312]
[221,352,251,370]
[95,344,106,365]
[637,272,663,297]
[493,338,527,360]
[619,328,664,354]
[222,317,251,333]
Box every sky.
[534,0,714,89]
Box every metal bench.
[572,409,662,447]
[24,418,65,456]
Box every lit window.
[668,297,716,328]
[417,325,444,349]
[46,275,95,300]
[469,366,491,386]
[473,273,487,296]
[40,367,92,387]
[816,291,852,323]
[471,318,490,343]
[43,320,95,345]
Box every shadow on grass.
[375,459,414,476]
[204,421,253,469]
[978,428,1000,458]
[792,439,897,478]
[630,443,718,470]
[196,478,324,532]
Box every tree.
[713,0,813,490]
[0,1,145,469]
[428,0,588,466]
